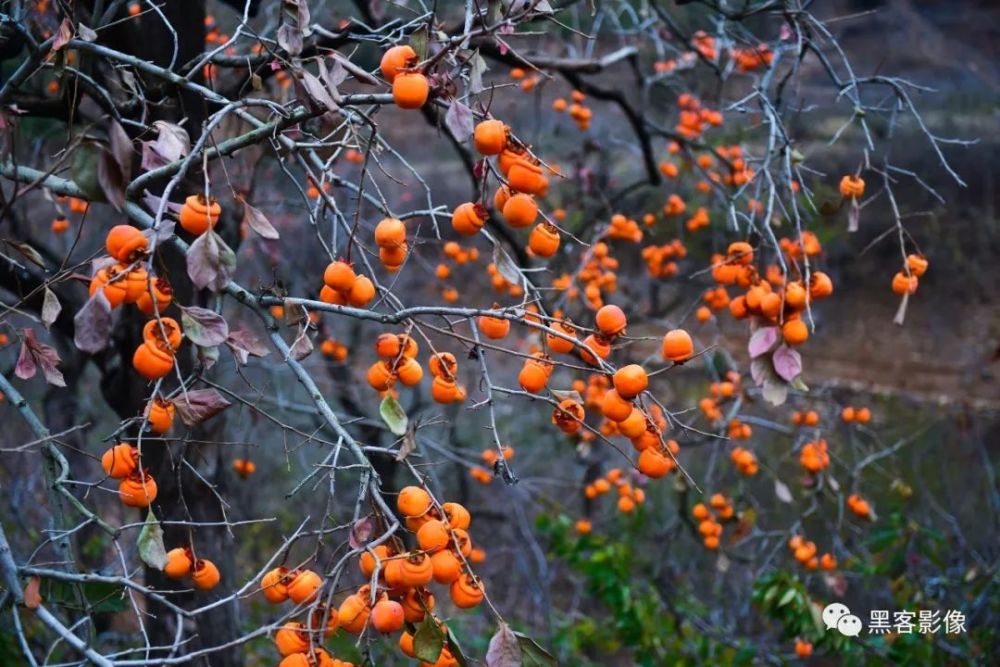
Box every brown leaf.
[317,58,346,98]
[170,389,231,426]
[97,148,126,211]
[77,23,97,42]
[486,622,521,667]
[445,100,474,141]
[107,119,133,184]
[277,24,302,55]
[395,421,418,462]
[348,516,374,550]
[549,389,583,404]
[73,291,113,353]
[4,239,46,268]
[186,229,236,292]
[289,325,313,360]
[151,121,190,163]
[14,339,36,381]
[226,328,270,365]
[329,51,378,85]
[299,69,338,112]
[52,18,74,51]
[180,306,229,347]
[239,197,279,239]
[16,329,65,386]
[41,287,61,329]
[23,577,42,609]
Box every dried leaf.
[716,552,730,573]
[492,243,521,287]
[317,58,346,98]
[240,197,279,239]
[137,509,168,570]
[107,119,133,184]
[380,394,408,436]
[469,52,488,94]
[289,326,313,360]
[772,345,802,382]
[749,356,770,387]
[14,339,35,381]
[486,622,521,667]
[16,329,65,387]
[348,517,374,550]
[277,24,303,55]
[226,328,270,365]
[151,121,189,162]
[197,344,219,370]
[23,577,42,609]
[180,306,229,347]
[186,229,236,292]
[77,24,97,42]
[549,389,583,404]
[73,291,113,353]
[41,288,61,329]
[299,69,338,112]
[329,51,378,85]
[445,100,474,141]
[847,198,860,232]
[395,422,418,462]
[142,190,183,218]
[774,479,793,504]
[170,389,231,426]
[97,148,126,210]
[5,239,46,268]
[748,326,779,359]
[761,377,788,407]
[52,18,74,51]
[227,329,269,355]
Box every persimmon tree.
[0,1,987,666]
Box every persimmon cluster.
[382,45,430,110]
[799,439,830,474]
[100,443,157,508]
[641,238,686,279]
[164,546,221,590]
[692,494,736,550]
[790,409,820,427]
[711,240,835,346]
[787,535,837,571]
[674,93,723,139]
[583,467,649,515]
[729,446,759,476]
[551,90,593,131]
[320,258,376,309]
[697,371,742,424]
[319,338,348,362]
[892,253,929,297]
[840,406,872,424]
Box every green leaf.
[778,588,797,607]
[446,627,470,667]
[137,509,168,570]
[513,632,556,667]
[44,580,128,613]
[380,394,408,436]
[413,615,444,663]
